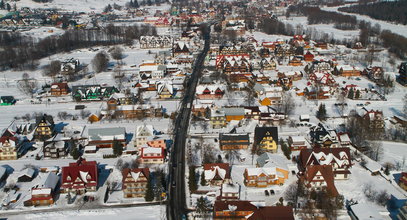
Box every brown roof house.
[203,163,231,186]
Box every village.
[1,0,407,219]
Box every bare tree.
[18,73,37,98]
[113,65,126,90]
[110,46,124,63]
[92,51,109,73]
[278,91,296,116]
[43,60,61,78]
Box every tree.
[113,139,123,156]
[70,141,80,160]
[134,0,139,8]
[104,4,112,13]
[316,103,327,121]
[18,73,37,98]
[200,171,206,186]
[147,0,152,5]
[196,196,212,217]
[110,46,124,62]
[0,0,4,10]
[278,91,296,116]
[145,173,154,201]
[355,89,361,99]
[188,166,197,193]
[6,3,10,11]
[92,51,109,73]
[280,138,291,159]
[403,93,407,117]
[348,88,354,99]
[43,60,61,77]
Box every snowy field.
[7,205,166,220]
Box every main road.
[167,24,211,220]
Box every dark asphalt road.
[166,25,211,220]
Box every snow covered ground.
[7,205,166,220]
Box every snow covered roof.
[350,203,385,220]
[142,147,162,154]
[136,125,154,137]
[31,172,59,194]
[88,127,126,141]
[19,168,35,178]
[256,153,289,170]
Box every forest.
[339,0,407,25]
[0,24,157,70]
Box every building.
[0,137,18,160]
[210,109,227,129]
[362,109,385,131]
[288,136,308,151]
[397,201,407,220]
[253,127,278,153]
[219,133,250,150]
[43,141,68,159]
[122,168,149,198]
[244,167,289,187]
[299,147,352,180]
[87,127,126,148]
[303,165,338,196]
[213,200,294,219]
[72,85,118,101]
[140,147,165,164]
[24,172,59,206]
[309,123,339,148]
[61,158,98,194]
[336,65,361,77]
[218,183,239,201]
[50,83,69,96]
[203,163,231,186]
[61,58,80,75]
[135,125,154,148]
[222,107,245,122]
[0,96,16,105]
[139,35,173,49]
[33,114,55,141]
[18,168,36,182]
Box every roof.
[61,158,98,185]
[88,127,126,141]
[248,206,294,220]
[304,165,338,196]
[221,107,245,116]
[19,168,35,179]
[349,203,384,220]
[203,163,230,181]
[256,153,288,170]
[122,168,149,183]
[31,172,59,195]
[299,147,352,169]
[219,133,250,142]
[254,126,278,147]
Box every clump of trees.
[188,166,197,193]
[339,1,407,25]
[316,103,327,121]
[363,183,390,206]
[92,51,110,73]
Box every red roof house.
[61,158,98,194]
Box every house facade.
[244,167,289,187]
[122,168,149,198]
[253,127,278,153]
[33,114,55,141]
[219,133,250,150]
[43,141,68,159]
[0,137,18,160]
[61,158,98,194]
[25,172,59,206]
[140,147,164,164]
[88,127,126,148]
[203,163,231,186]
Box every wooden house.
[50,83,69,96]
[122,168,150,198]
[33,114,55,141]
[203,163,231,186]
[244,167,289,187]
[87,127,126,148]
[253,127,278,153]
[219,133,250,150]
[61,158,98,194]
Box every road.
[167,24,211,220]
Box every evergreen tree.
[280,138,291,159]
[196,196,212,215]
[70,141,80,160]
[134,0,139,8]
[130,0,134,7]
[348,88,354,99]
[188,166,197,192]
[200,171,206,186]
[6,3,11,11]
[355,89,361,99]
[113,139,123,156]
[0,0,4,10]
[145,173,154,201]
[316,104,327,121]
[147,0,152,6]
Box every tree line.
[287,5,358,30]
[339,0,407,25]
[0,24,157,70]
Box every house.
[258,94,282,106]
[61,158,98,194]
[222,107,245,122]
[33,114,55,141]
[365,66,384,81]
[399,172,407,191]
[0,96,16,105]
[196,85,225,99]
[253,127,278,153]
[122,168,150,198]
[50,83,69,96]
[288,136,308,151]
[24,172,59,206]
[244,167,289,187]
[219,133,250,150]
[87,127,126,148]
[308,71,336,87]
[349,203,389,220]
[203,163,231,186]
[139,35,173,49]
[256,153,289,172]
[135,125,154,148]
[288,57,302,66]
[218,183,239,201]
[72,85,118,101]
[299,147,352,180]
[303,165,338,196]
[309,123,339,148]
[260,57,277,70]
[210,109,227,129]
[173,42,190,56]
[140,147,165,164]
[213,200,294,219]
[18,168,36,182]
[157,82,174,99]
[304,51,314,62]
[103,104,163,119]
[43,141,68,159]
[362,109,385,131]
[337,132,351,147]
[61,58,80,75]
[0,137,18,160]
[336,65,361,77]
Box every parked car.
[265,190,269,196]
